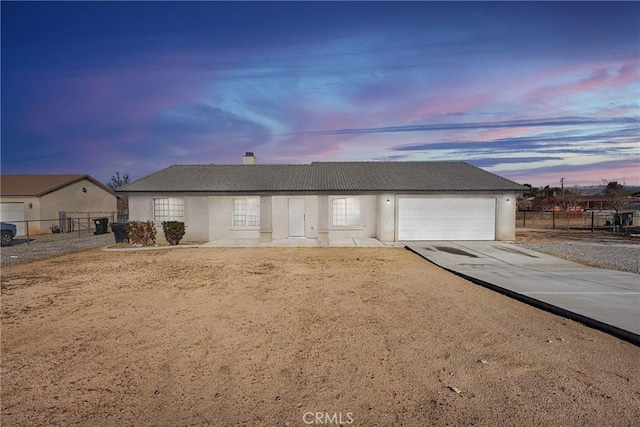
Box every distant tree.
[537,185,560,210]
[517,184,537,211]
[602,181,625,197]
[107,172,131,221]
[601,180,633,231]
[559,188,582,212]
[107,172,130,191]
[542,185,561,198]
[521,183,538,198]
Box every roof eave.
[36,175,116,197]
[121,188,526,194]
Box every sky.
[1,1,639,188]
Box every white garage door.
[398,198,495,241]
[1,202,25,235]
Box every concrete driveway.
[405,241,640,345]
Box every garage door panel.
[398,197,495,241]
[1,203,25,235]
[433,231,447,240]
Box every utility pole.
[560,177,566,210]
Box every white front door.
[288,198,305,237]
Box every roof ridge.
[311,160,463,164]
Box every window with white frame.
[154,198,184,222]
[332,197,361,227]
[233,197,260,227]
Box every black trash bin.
[93,217,109,235]
[111,222,129,243]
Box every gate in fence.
[58,211,117,234]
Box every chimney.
[242,152,257,165]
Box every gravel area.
[517,242,640,274]
[0,232,115,266]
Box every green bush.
[162,221,185,245]
[125,220,156,246]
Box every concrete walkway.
[200,238,404,248]
[103,238,405,252]
[405,241,640,345]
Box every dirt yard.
[1,246,639,426]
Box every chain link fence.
[516,210,637,232]
[6,211,119,244]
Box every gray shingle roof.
[120,162,526,193]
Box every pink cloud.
[387,58,640,123]
[599,105,639,117]
[471,126,540,142]
[394,60,635,125]
[520,60,638,109]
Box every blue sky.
[2,1,638,187]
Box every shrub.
[125,220,156,246]
[162,221,185,245]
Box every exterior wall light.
[28,202,33,209]
[82,187,87,193]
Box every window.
[233,197,260,227]
[332,197,361,227]
[154,198,184,222]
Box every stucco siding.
[376,194,396,242]
[40,179,116,222]
[495,192,517,241]
[128,195,154,222]
[129,191,518,243]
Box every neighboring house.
[0,174,118,235]
[120,154,526,243]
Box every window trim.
[330,196,364,229]
[153,197,184,223]
[231,197,260,229]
